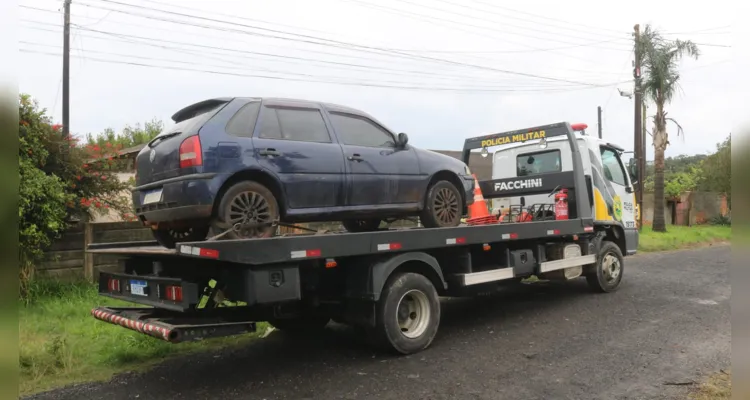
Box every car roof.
[234,96,376,119]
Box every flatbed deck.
[88,218,594,265]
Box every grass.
[19,279,266,396]
[638,225,731,253]
[689,370,731,400]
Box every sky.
[16,0,736,161]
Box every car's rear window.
[161,102,226,136]
[516,149,561,177]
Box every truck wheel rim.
[602,253,621,282]
[396,289,430,339]
[228,191,272,237]
[434,188,459,225]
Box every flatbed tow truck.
[89,122,638,355]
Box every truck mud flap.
[91,306,257,343]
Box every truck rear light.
[165,285,183,302]
[108,278,121,292]
[179,135,202,168]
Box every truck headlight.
[464,165,472,175]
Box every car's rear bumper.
[133,173,224,223]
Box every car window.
[257,106,331,143]
[225,102,261,137]
[516,150,561,177]
[600,147,627,186]
[276,108,331,143]
[329,112,395,148]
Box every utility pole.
[633,23,643,230]
[597,106,602,139]
[62,0,71,140]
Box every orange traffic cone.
[466,174,498,226]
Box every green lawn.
[638,225,731,252]
[19,280,265,396]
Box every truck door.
[595,146,636,228]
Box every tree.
[698,135,731,206]
[85,118,163,149]
[635,25,700,232]
[18,94,135,293]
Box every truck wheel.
[214,181,279,240]
[152,226,210,249]
[342,219,381,232]
[372,272,441,354]
[585,241,624,293]
[268,314,330,334]
[420,180,463,228]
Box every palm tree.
[635,25,700,232]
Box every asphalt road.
[27,245,730,400]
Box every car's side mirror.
[396,132,409,148]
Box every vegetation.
[638,225,730,252]
[18,94,164,296]
[19,279,264,396]
[635,24,700,232]
[689,370,731,400]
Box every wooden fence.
[40,221,153,280]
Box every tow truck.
[89,121,638,355]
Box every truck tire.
[585,240,624,293]
[420,180,463,228]
[371,272,441,354]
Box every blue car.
[133,97,475,248]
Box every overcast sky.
[17,0,734,160]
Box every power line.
[62,2,616,87]
[20,48,628,94]
[466,0,627,35]
[22,39,602,88]
[393,0,629,44]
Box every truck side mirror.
[396,132,409,148]
[627,157,638,182]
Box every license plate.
[142,189,163,205]
[130,280,148,296]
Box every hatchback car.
[133,97,475,248]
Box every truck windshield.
[516,149,561,177]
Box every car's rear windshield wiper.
[147,131,182,148]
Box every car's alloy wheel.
[215,181,280,239]
[420,180,463,228]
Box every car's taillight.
[108,278,121,292]
[165,285,183,302]
[179,135,202,168]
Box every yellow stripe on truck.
[594,188,613,221]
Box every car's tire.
[214,180,280,240]
[152,225,210,249]
[342,219,381,232]
[268,314,330,334]
[370,272,441,355]
[420,180,463,228]
[585,240,624,293]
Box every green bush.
[18,94,136,295]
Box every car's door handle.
[259,148,281,157]
[347,154,363,162]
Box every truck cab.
[482,123,639,255]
